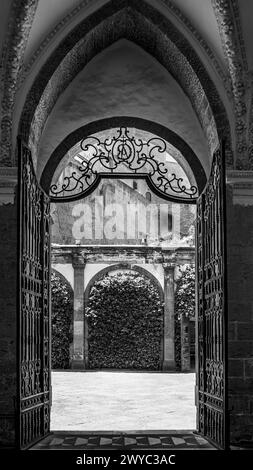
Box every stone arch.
[17,0,232,170]
[84,263,164,305]
[40,117,207,198]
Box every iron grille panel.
[196,147,228,449]
[18,140,51,449]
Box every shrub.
[174,264,195,369]
[51,271,73,369]
[86,271,163,370]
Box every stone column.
[71,252,86,369]
[163,262,176,370]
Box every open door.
[18,139,51,449]
[196,145,228,449]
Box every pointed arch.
[18,0,232,172]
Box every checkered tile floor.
[32,432,214,450]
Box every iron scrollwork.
[50,127,198,201]
[196,147,227,449]
[19,140,51,449]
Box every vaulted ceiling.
[1,0,253,173]
[11,0,251,77]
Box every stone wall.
[51,178,195,246]
[227,185,253,445]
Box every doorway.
[18,121,228,449]
[49,171,196,432]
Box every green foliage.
[175,265,195,320]
[51,271,73,369]
[174,264,195,370]
[86,272,163,370]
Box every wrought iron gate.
[196,146,228,449]
[18,139,51,449]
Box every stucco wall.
[51,179,196,246]
[52,262,165,292]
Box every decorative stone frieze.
[227,170,253,205]
[0,0,38,166]
[212,0,250,169]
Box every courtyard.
[51,371,196,431]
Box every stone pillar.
[226,171,253,445]
[0,167,18,447]
[163,262,176,370]
[71,252,85,369]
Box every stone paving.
[51,371,196,431]
[33,431,213,450]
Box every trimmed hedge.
[174,265,195,370]
[86,272,163,370]
[51,271,73,369]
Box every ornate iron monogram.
[50,127,198,202]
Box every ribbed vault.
[18,0,232,173]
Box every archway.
[86,270,163,370]
[17,1,232,167]
[84,264,164,370]
[16,0,228,450]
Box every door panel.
[18,139,51,449]
[196,146,228,449]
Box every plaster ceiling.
[2,1,252,92]
[21,0,228,74]
[38,40,209,178]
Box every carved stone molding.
[212,0,250,169]
[0,0,39,166]
[52,244,195,266]
[0,167,18,204]
[0,166,18,180]
[226,170,253,205]
[159,0,230,91]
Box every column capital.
[226,170,253,205]
[0,166,18,205]
[72,251,86,268]
[163,262,176,273]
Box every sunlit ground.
[51,371,196,431]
